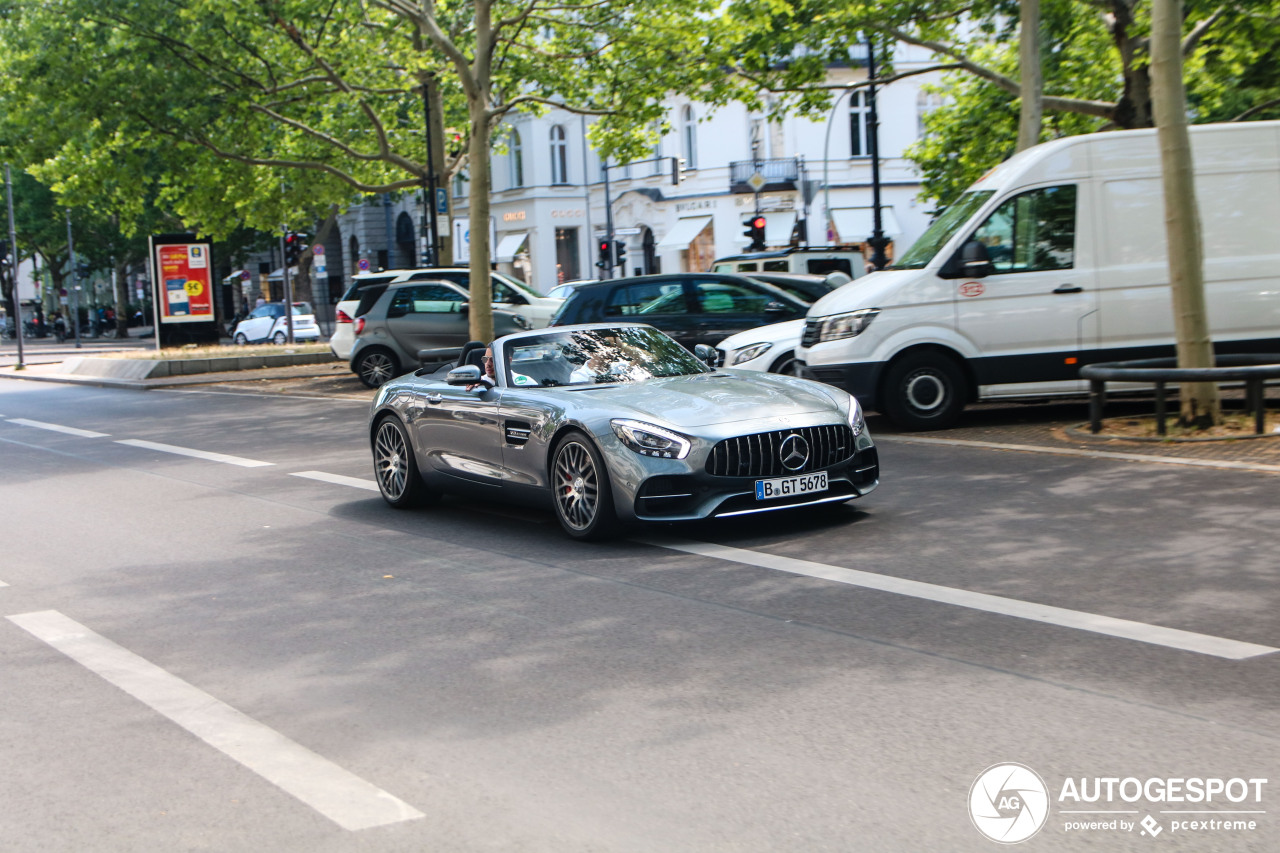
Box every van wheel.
[881,352,967,431]
[356,348,400,388]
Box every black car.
[744,271,852,305]
[549,273,808,350]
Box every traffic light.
[284,232,308,266]
[743,215,766,251]
[596,238,612,269]
[613,240,627,265]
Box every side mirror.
[694,343,718,367]
[940,239,994,279]
[446,364,482,386]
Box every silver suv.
[349,280,529,388]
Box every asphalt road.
[1,379,1276,852]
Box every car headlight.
[611,419,691,459]
[731,342,773,365]
[847,395,867,437]
[818,308,880,342]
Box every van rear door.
[953,184,1098,396]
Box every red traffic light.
[751,216,766,229]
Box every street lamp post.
[865,35,889,271]
[4,163,25,369]
[65,210,82,349]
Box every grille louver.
[706,424,855,478]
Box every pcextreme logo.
[969,763,1050,844]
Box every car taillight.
[354,317,366,336]
[336,309,353,324]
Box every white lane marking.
[156,389,367,404]
[0,580,8,587]
[115,439,273,468]
[7,611,424,831]
[880,434,1280,475]
[638,537,1279,660]
[290,470,378,492]
[6,418,109,438]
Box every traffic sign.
[358,258,370,271]
[746,172,767,192]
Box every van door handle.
[1053,284,1083,294]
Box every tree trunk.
[467,101,494,344]
[1016,0,1043,152]
[1150,0,1220,427]
[113,258,131,338]
[428,76,453,265]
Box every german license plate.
[755,471,828,500]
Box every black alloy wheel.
[551,432,617,540]
[356,348,400,389]
[770,351,800,376]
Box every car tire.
[272,331,287,344]
[234,333,248,345]
[550,431,618,541]
[372,416,435,508]
[355,348,400,389]
[769,351,800,375]
[880,351,967,431]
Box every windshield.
[892,191,995,270]
[291,302,314,316]
[503,326,710,388]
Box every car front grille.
[800,319,821,348]
[706,424,855,478]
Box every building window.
[917,90,945,139]
[682,105,697,169]
[550,125,568,185]
[349,236,360,269]
[850,91,871,157]
[453,170,467,198]
[509,128,524,188]
[555,227,580,283]
[652,122,664,175]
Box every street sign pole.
[4,163,25,369]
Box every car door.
[604,277,698,348]
[691,277,804,346]
[413,381,507,486]
[384,283,470,354]
[241,305,275,341]
[954,184,1097,394]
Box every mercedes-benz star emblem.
[779,433,810,471]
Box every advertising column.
[149,233,218,346]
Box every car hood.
[572,371,844,428]
[717,318,805,350]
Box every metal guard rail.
[1079,355,1280,436]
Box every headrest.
[456,340,486,368]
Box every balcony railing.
[729,158,801,194]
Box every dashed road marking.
[290,470,378,491]
[115,439,273,468]
[638,537,1279,660]
[7,610,424,831]
[5,417,109,438]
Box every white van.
[796,120,1280,430]
[713,247,866,279]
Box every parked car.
[712,247,866,278]
[368,322,879,539]
[549,273,809,351]
[716,273,860,375]
[331,268,563,361]
[349,280,530,388]
[330,272,407,360]
[232,302,320,344]
[797,120,1280,430]
[546,279,600,300]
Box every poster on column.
[156,241,214,323]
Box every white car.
[233,301,320,344]
[330,268,565,361]
[716,318,807,375]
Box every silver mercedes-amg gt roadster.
[368,323,879,539]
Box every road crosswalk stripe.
[5,417,109,438]
[7,610,424,831]
[115,439,273,468]
[290,470,379,491]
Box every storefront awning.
[656,216,713,250]
[764,211,798,247]
[829,207,901,243]
[266,266,298,282]
[495,231,529,263]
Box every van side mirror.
[940,239,994,279]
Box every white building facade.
[450,45,943,291]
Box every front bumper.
[798,361,887,412]
[626,441,879,522]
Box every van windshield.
[891,191,994,270]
